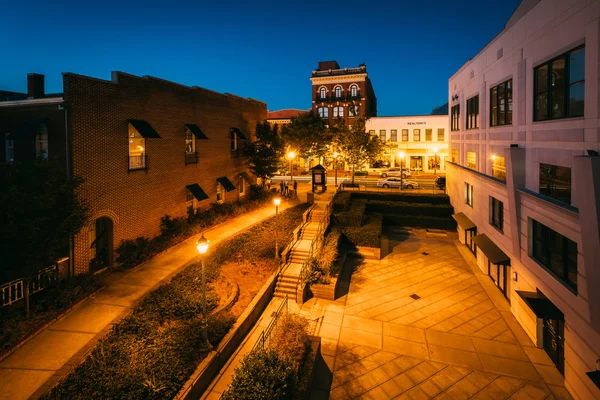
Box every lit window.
[35,124,48,159]
[217,182,225,203]
[451,149,458,163]
[333,106,344,118]
[465,182,474,207]
[335,86,342,98]
[425,129,432,141]
[490,80,512,126]
[350,85,358,97]
[390,129,397,142]
[185,130,195,154]
[413,129,420,142]
[318,107,329,118]
[186,188,196,215]
[451,105,460,131]
[467,151,476,170]
[5,133,14,163]
[379,130,386,142]
[349,104,360,117]
[467,95,479,129]
[491,156,506,181]
[402,129,408,142]
[438,128,445,141]
[128,124,146,170]
[239,177,245,196]
[320,87,326,99]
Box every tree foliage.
[244,121,283,184]
[280,111,331,163]
[0,159,89,282]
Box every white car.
[376,178,419,189]
[379,168,411,178]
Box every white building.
[365,115,449,174]
[447,0,600,398]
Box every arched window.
[319,87,326,99]
[335,86,342,98]
[318,107,329,118]
[350,85,358,97]
[333,106,344,118]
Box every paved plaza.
[300,232,572,399]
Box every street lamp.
[333,151,339,187]
[196,234,211,349]
[433,148,439,175]
[273,198,280,262]
[397,151,405,190]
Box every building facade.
[365,115,449,174]
[310,60,377,124]
[447,0,600,398]
[266,108,308,126]
[0,72,266,275]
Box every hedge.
[350,192,451,205]
[383,214,457,230]
[333,199,366,227]
[366,200,454,217]
[342,213,383,248]
[332,192,351,212]
[43,203,310,400]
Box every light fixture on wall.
[512,271,518,282]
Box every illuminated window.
[490,80,512,126]
[465,182,474,207]
[466,95,479,129]
[320,87,326,99]
[239,177,245,197]
[491,156,506,181]
[128,124,146,170]
[379,130,386,142]
[349,104,360,117]
[425,129,432,141]
[413,129,420,141]
[217,182,225,203]
[350,85,358,97]
[318,107,329,118]
[438,128,445,141]
[467,151,476,170]
[402,129,408,142]
[185,130,195,154]
[335,86,342,98]
[451,105,460,131]
[390,129,397,142]
[451,149,458,163]
[333,106,344,118]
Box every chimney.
[27,73,45,98]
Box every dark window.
[413,129,420,142]
[390,129,397,142]
[490,197,503,232]
[535,47,585,121]
[425,129,432,141]
[466,95,479,129]
[490,80,512,126]
[368,130,375,135]
[531,219,578,292]
[379,130,386,142]
[451,105,460,131]
[465,182,473,207]
[438,128,445,141]
[539,164,571,204]
[402,129,409,142]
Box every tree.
[280,111,331,168]
[331,118,385,184]
[244,121,284,186]
[0,158,89,315]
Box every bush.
[351,192,451,204]
[383,214,457,230]
[342,213,383,248]
[269,314,311,371]
[315,229,342,279]
[221,349,297,400]
[366,200,454,217]
[333,192,351,212]
[116,237,151,269]
[333,199,366,227]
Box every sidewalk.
[0,188,309,400]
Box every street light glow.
[433,148,438,153]
[398,151,405,158]
[491,154,497,161]
[273,197,281,206]
[196,234,209,254]
[287,151,295,159]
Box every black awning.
[217,176,236,192]
[452,212,476,231]
[472,234,510,265]
[8,117,48,139]
[128,119,161,138]
[238,171,254,184]
[516,291,564,320]
[230,127,247,140]
[186,184,209,201]
[185,124,208,139]
[586,371,600,390]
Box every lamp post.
[196,234,211,349]
[287,151,295,184]
[398,151,405,190]
[273,198,280,262]
[433,148,439,175]
[333,151,339,187]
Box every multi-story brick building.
[0,72,266,275]
[447,0,600,397]
[310,60,377,124]
[266,108,309,126]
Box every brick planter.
[357,246,381,260]
[310,278,338,301]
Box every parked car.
[376,177,419,189]
[379,168,411,178]
[435,176,446,189]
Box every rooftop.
[267,109,309,120]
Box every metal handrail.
[0,264,59,307]
[251,295,288,353]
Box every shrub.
[366,200,454,217]
[221,349,297,400]
[333,199,366,227]
[342,213,383,248]
[333,192,351,212]
[383,214,457,230]
[351,192,451,204]
[270,313,311,371]
[315,229,342,279]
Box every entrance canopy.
[452,212,476,231]
[516,291,564,320]
[472,234,510,265]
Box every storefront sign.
[408,122,426,125]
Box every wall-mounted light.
[512,271,518,281]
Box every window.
[451,105,460,131]
[465,183,474,207]
[402,129,409,142]
[491,155,506,181]
[185,130,195,154]
[230,130,237,151]
[5,133,14,163]
[35,124,48,159]
[186,189,196,216]
[425,129,432,141]
[531,219,578,291]
[490,197,503,232]
[335,86,342,98]
[390,129,397,142]
[451,149,458,163]
[466,95,479,129]
[490,80,512,126]
[217,182,225,203]
[319,87,326,99]
[349,104,360,117]
[350,85,358,97]
[368,130,376,135]
[128,124,146,170]
[318,107,329,118]
[333,106,344,118]
[239,177,245,196]
[535,47,585,121]
[467,151,476,170]
[438,128,445,141]
[413,129,420,141]
[539,164,571,204]
[379,130,386,142]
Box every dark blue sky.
[1,0,520,116]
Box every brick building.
[266,108,309,126]
[310,60,377,124]
[0,72,266,275]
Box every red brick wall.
[64,72,266,274]
[311,77,377,124]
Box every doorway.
[410,156,423,173]
[90,217,113,271]
[488,261,509,300]
[543,317,565,375]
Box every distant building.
[266,108,309,126]
[365,115,448,173]
[310,60,377,124]
[0,72,265,275]
[447,0,600,398]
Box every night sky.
[1,0,520,116]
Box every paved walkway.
[0,184,313,400]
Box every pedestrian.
[279,181,284,194]
[284,180,289,196]
[293,180,298,198]
[266,178,271,191]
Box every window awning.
[238,171,254,184]
[452,212,476,231]
[586,371,600,390]
[230,127,247,140]
[185,124,208,139]
[186,184,209,201]
[516,291,564,320]
[128,119,161,138]
[472,234,510,265]
[217,176,236,192]
[8,117,48,139]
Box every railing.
[312,66,366,77]
[0,265,59,307]
[128,154,148,171]
[251,295,288,353]
[185,151,198,165]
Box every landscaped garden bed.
[42,203,309,400]
[309,229,346,300]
